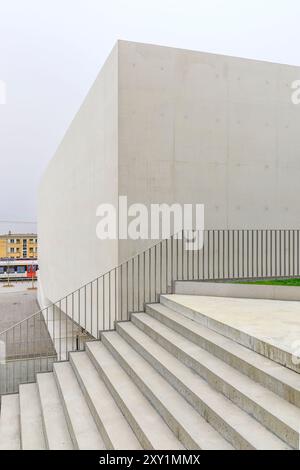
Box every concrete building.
[38,40,300,305]
[0,233,38,259]
[2,42,300,451]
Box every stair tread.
[115,322,290,450]
[37,372,73,450]
[0,394,20,450]
[53,361,105,450]
[147,302,300,393]
[160,294,300,372]
[19,383,46,450]
[70,351,142,450]
[86,340,185,450]
[99,333,234,450]
[133,312,300,432]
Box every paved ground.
[0,282,56,359]
[0,283,39,332]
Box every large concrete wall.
[118,41,300,260]
[39,40,300,305]
[38,43,119,303]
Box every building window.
[17,266,25,273]
[0,267,4,274]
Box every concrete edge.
[174,281,300,301]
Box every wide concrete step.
[0,394,20,450]
[146,302,300,408]
[86,341,184,450]
[132,312,300,449]
[160,294,300,373]
[37,372,73,450]
[53,361,105,450]
[99,333,234,450]
[69,350,142,450]
[115,321,290,450]
[19,383,46,450]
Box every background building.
[0,233,38,259]
[38,40,300,307]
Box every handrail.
[1,228,300,394]
[0,232,171,337]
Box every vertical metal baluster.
[132,258,135,313]
[96,280,99,339]
[297,230,300,276]
[166,239,169,292]
[120,266,123,321]
[284,230,287,277]
[127,262,129,318]
[33,314,36,377]
[289,230,291,277]
[270,230,273,277]
[213,230,215,280]
[137,255,140,311]
[279,230,282,277]
[149,249,151,303]
[187,231,190,280]
[109,272,111,329]
[71,293,74,349]
[261,231,263,278]
[78,289,80,340]
[238,230,240,279]
[26,318,29,382]
[233,230,235,279]
[143,252,146,309]
[102,276,105,331]
[59,300,62,359]
[46,307,49,372]
[208,230,210,279]
[158,244,161,297]
[265,230,267,278]
[182,230,184,280]
[84,285,87,332]
[227,230,230,279]
[276,230,278,277]
[91,283,93,339]
[65,296,68,359]
[12,327,14,391]
[247,230,249,278]
[115,268,117,323]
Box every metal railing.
[1,229,300,394]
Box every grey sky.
[0,0,300,234]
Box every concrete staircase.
[1,294,300,450]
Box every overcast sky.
[1,0,300,234]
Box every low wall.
[174,281,300,301]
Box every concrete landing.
[161,295,300,373]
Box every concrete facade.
[38,40,300,304]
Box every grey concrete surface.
[1,293,300,450]
[161,294,300,373]
[0,288,39,333]
[174,280,300,301]
[0,285,56,360]
[38,41,300,330]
